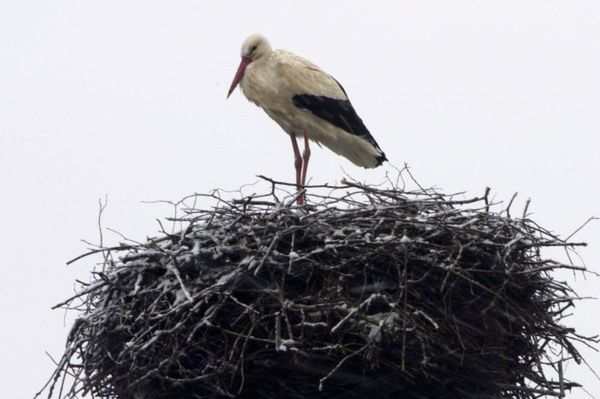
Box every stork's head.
[240,33,272,61]
[227,34,272,98]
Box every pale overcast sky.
[1,1,599,398]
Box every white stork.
[227,34,386,204]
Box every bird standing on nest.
[227,34,387,204]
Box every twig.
[318,345,368,391]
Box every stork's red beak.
[227,57,251,98]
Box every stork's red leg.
[290,132,303,205]
[301,132,311,188]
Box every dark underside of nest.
[40,179,594,399]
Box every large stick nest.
[39,177,595,399]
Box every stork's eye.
[251,45,258,52]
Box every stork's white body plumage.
[227,34,386,203]
[240,50,384,168]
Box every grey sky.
[1,1,599,397]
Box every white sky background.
[1,1,599,397]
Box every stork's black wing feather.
[292,94,386,163]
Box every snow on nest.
[40,178,593,399]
